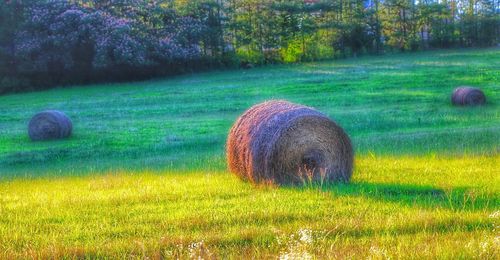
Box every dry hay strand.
[28,110,72,141]
[226,100,353,185]
[451,87,486,106]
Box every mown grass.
[0,48,498,176]
[0,48,499,258]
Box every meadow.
[0,48,499,258]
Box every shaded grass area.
[0,48,499,177]
[0,156,498,258]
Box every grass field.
[0,48,499,258]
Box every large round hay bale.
[28,110,72,141]
[226,100,353,185]
[451,87,486,106]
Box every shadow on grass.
[315,182,498,211]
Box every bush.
[2,1,209,92]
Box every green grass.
[0,48,499,258]
[0,48,498,176]
[0,156,498,258]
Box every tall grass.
[0,156,498,258]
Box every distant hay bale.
[451,87,486,106]
[226,100,353,185]
[28,110,72,141]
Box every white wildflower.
[480,241,489,253]
[489,211,500,219]
[298,228,313,244]
[278,229,316,260]
[279,247,313,260]
[369,246,390,259]
[187,241,210,259]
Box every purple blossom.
[12,2,206,75]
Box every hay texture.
[227,100,353,185]
[451,87,486,106]
[28,110,72,141]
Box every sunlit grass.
[0,155,498,258]
[0,48,498,258]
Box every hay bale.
[28,110,72,141]
[451,87,486,106]
[226,100,353,185]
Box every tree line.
[1,0,499,94]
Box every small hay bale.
[28,110,72,141]
[451,87,486,106]
[226,100,353,185]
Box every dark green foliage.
[0,0,499,94]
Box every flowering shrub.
[155,16,205,62]
[5,1,207,90]
[91,14,150,69]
